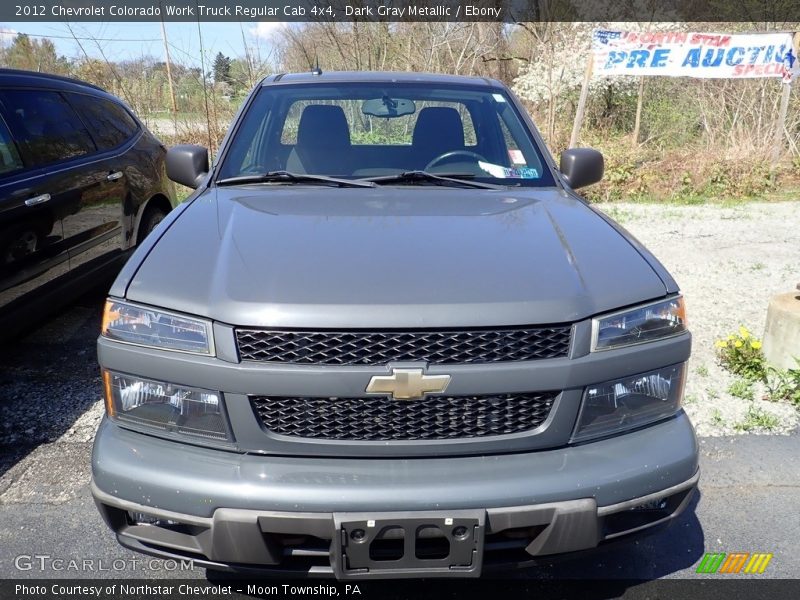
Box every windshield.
[216,81,556,187]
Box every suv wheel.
[138,206,167,244]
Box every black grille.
[235,326,571,365]
[250,392,558,441]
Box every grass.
[761,185,800,203]
[602,206,636,223]
[734,404,780,432]
[696,365,709,378]
[728,379,755,401]
[711,409,725,427]
[175,186,194,203]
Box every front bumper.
[92,412,699,577]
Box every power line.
[0,30,161,42]
[1,26,233,69]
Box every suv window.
[68,93,139,150]
[0,90,96,167]
[0,117,23,175]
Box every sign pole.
[632,76,645,148]
[771,80,792,166]
[569,52,593,148]
[770,32,799,167]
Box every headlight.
[591,296,686,351]
[572,363,686,443]
[101,299,214,355]
[103,370,232,442]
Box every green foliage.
[639,79,703,150]
[733,404,780,432]
[585,80,639,134]
[765,359,800,406]
[350,129,411,145]
[703,161,775,199]
[715,326,766,383]
[603,164,632,186]
[728,378,755,401]
[0,34,70,75]
[717,328,800,409]
[213,52,233,85]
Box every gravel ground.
[597,201,800,436]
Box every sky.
[0,21,285,68]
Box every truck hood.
[125,187,668,328]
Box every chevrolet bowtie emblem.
[366,368,451,401]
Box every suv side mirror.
[559,148,604,190]
[166,145,209,189]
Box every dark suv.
[0,69,175,338]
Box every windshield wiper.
[360,171,502,190]
[216,171,376,188]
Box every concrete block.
[763,291,800,371]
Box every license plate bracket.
[332,510,484,579]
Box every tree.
[212,52,232,85]
[1,34,69,75]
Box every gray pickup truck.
[91,71,697,579]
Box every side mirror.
[166,145,209,189]
[559,148,604,190]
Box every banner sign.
[592,30,797,81]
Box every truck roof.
[262,70,502,88]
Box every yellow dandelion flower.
[739,326,750,339]
[727,335,735,341]
[750,341,762,350]
[734,340,743,348]
[714,340,728,348]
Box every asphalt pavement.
[1,294,798,593]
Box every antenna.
[311,53,322,76]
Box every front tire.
[137,206,168,244]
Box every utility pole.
[160,6,178,115]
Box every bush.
[715,326,766,382]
